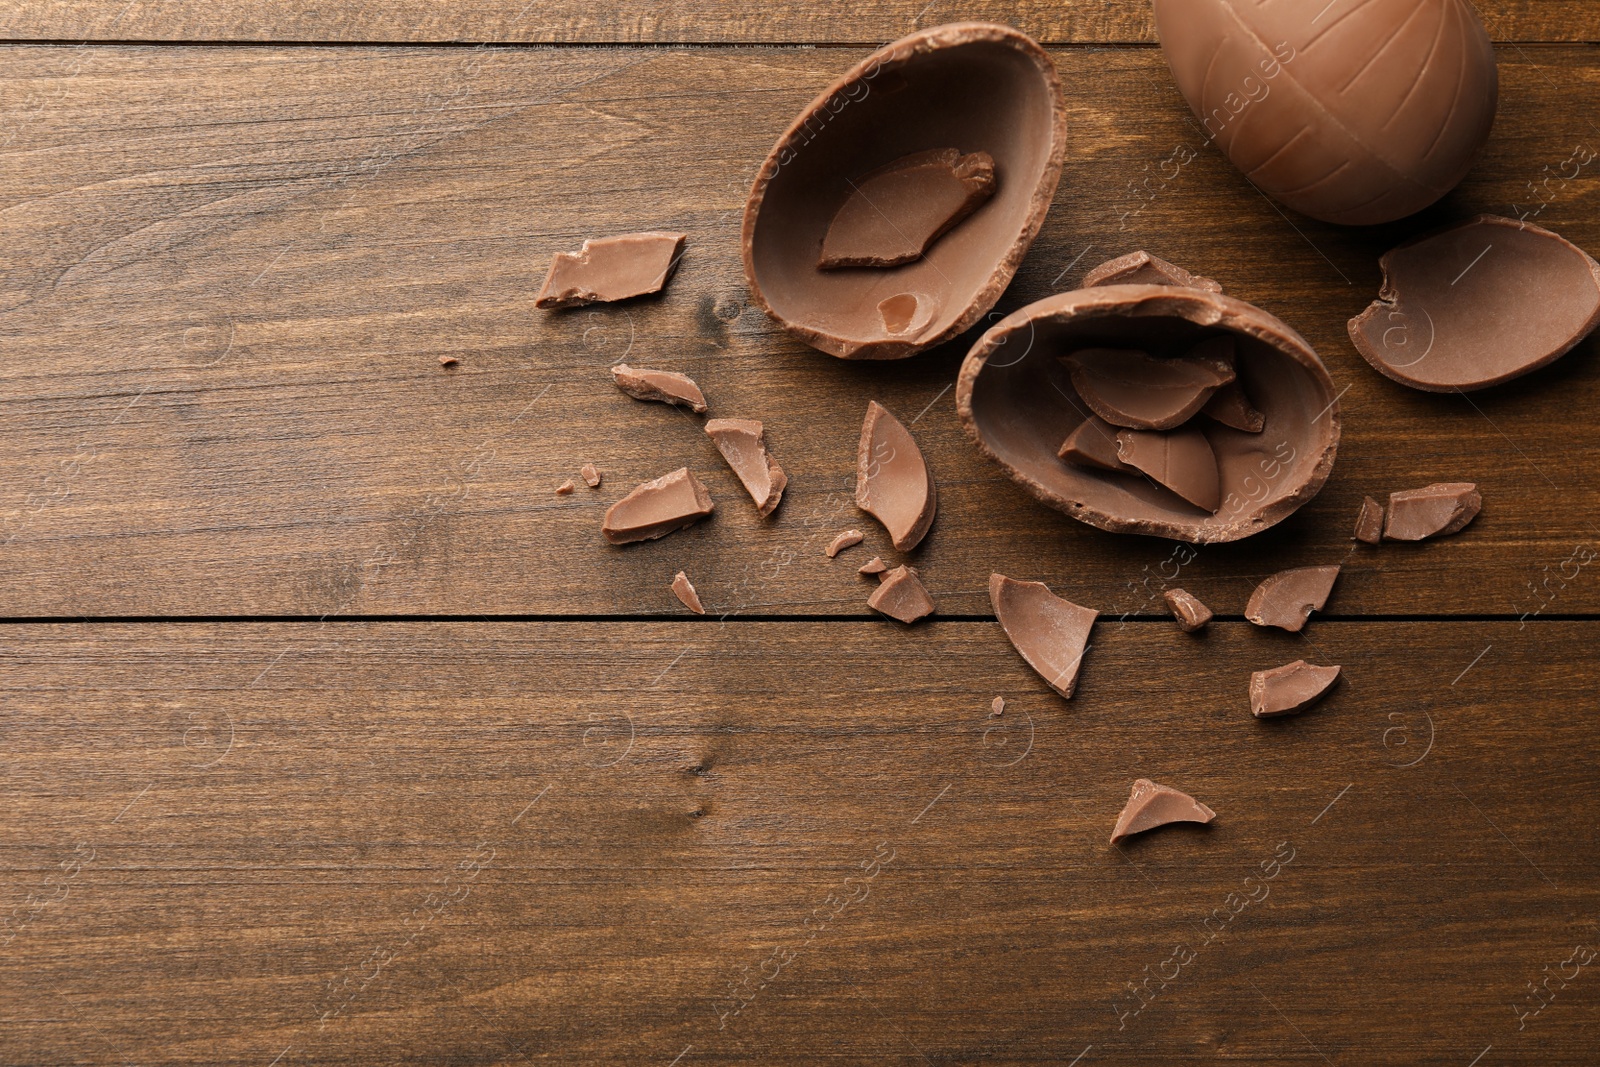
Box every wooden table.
[3,3,1598,1064]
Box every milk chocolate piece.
[826,529,864,558]
[1057,415,1129,472]
[1251,660,1341,718]
[856,401,937,552]
[1246,566,1340,632]
[868,565,936,624]
[991,696,1005,718]
[438,355,459,367]
[1116,428,1221,513]
[601,468,714,545]
[1350,216,1600,391]
[743,24,1067,360]
[612,364,708,414]
[989,573,1097,700]
[1384,482,1481,541]
[1083,250,1221,293]
[1062,348,1233,432]
[671,571,705,615]
[1153,0,1498,225]
[580,464,602,488]
[555,480,575,495]
[859,556,889,576]
[1163,588,1213,633]
[705,418,787,517]
[1201,380,1265,434]
[535,231,686,309]
[819,148,997,270]
[1354,496,1384,544]
[1110,779,1216,845]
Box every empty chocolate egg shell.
[956,254,1341,543]
[742,22,1067,359]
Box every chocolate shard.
[671,571,705,615]
[1058,415,1129,472]
[1163,588,1213,633]
[1384,482,1482,541]
[612,364,708,414]
[856,401,937,552]
[1201,379,1265,434]
[1354,495,1385,544]
[1116,428,1222,513]
[1251,660,1341,718]
[868,565,936,624]
[1083,250,1222,293]
[826,529,864,558]
[556,480,576,495]
[1245,566,1340,632]
[705,418,787,517]
[535,231,685,310]
[819,148,997,270]
[859,556,889,577]
[989,573,1097,700]
[601,468,714,545]
[580,464,602,488]
[991,696,1005,718]
[1110,779,1216,845]
[439,355,459,367]
[1063,348,1234,431]
[1350,217,1600,391]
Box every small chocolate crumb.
[439,355,459,367]
[1384,483,1481,541]
[555,480,576,495]
[612,364,708,414]
[1163,588,1213,633]
[859,557,889,577]
[1250,660,1341,718]
[868,565,936,624]
[581,464,602,488]
[705,418,786,516]
[671,571,705,615]
[990,573,1097,700]
[990,696,1005,718]
[1246,566,1339,633]
[601,468,714,545]
[1354,495,1384,544]
[826,529,865,558]
[535,231,686,309]
[1110,779,1216,844]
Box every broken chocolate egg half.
[742,22,1067,360]
[956,255,1341,543]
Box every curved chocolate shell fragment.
[1116,428,1221,513]
[868,565,936,624]
[1353,495,1384,544]
[1062,348,1234,431]
[1245,565,1339,632]
[1058,414,1129,472]
[1110,779,1216,844]
[1153,0,1498,225]
[602,468,715,545]
[1250,660,1341,718]
[705,418,787,516]
[819,148,997,269]
[856,401,937,551]
[1163,588,1213,633]
[1084,250,1221,293]
[957,265,1340,543]
[1350,216,1600,392]
[612,364,708,414]
[536,231,686,309]
[1202,379,1265,433]
[743,22,1067,360]
[1384,482,1481,541]
[989,573,1097,699]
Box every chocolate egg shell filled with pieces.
[956,254,1340,543]
[742,23,1067,359]
[1152,0,1498,225]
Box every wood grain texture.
[1,619,1595,1065]
[5,44,1600,617]
[0,0,1591,44]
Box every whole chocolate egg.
[1152,0,1498,225]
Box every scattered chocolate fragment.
[671,571,705,615]
[1245,566,1340,633]
[868,565,936,624]
[989,573,1097,700]
[580,464,602,489]
[1116,428,1221,513]
[1250,661,1341,718]
[856,401,937,552]
[1384,483,1482,541]
[1201,379,1265,433]
[601,468,715,545]
[859,556,889,577]
[1063,348,1234,431]
[1163,588,1213,633]
[611,364,708,414]
[555,480,576,496]
[535,231,686,309]
[1058,415,1129,472]
[438,355,459,367]
[705,418,787,517]
[1110,779,1216,845]
[826,530,865,558]
[991,696,1005,718]
[1354,496,1385,544]
[819,148,997,269]
[1083,250,1221,293]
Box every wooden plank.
[1,619,1595,1065]
[0,0,1591,45]
[2,44,1599,617]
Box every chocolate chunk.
[868,565,936,624]
[555,480,575,495]
[819,148,997,269]
[1250,660,1341,718]
[1110,779,1216,845]
[705,418,787,517]
[1116,428,1221,513]
[1058,415,1130,472]
[1384,482,1481,541]
[1083,250,1222,293]
[671,571,705,615]
[856,401,937,552]
[535,231,686,309]
[826,529,864,558]
[1063,348,1234,431]
[1245,566,1340,632]
[1353,495,1384,544]
[859,556,889,576]
[1350,216,1600,391]
[438,355,459,367]
[989,573,1097,700]
[991,696,1005,718]
[1163,588,1213,633]
[743,24,1067,360]
[611,364,708,414]
[601,468,714,545]
[580,464,602,489]
[1201,380,1265,434]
